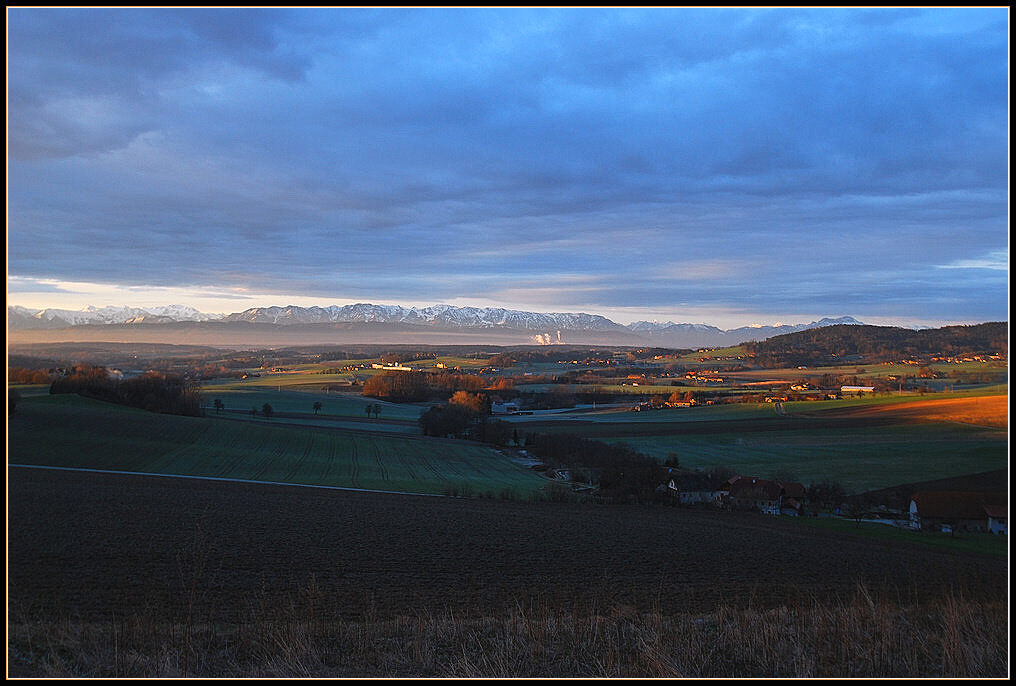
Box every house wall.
[911,510,988,532]
[676,491,722,505]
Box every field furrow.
[283,431,317,483]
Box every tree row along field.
[8,386,1008,496]
[7,394,547,498]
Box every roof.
[984,505,1007,519]
[727,476,807,501]
[668,472,726,492]
[728,477,783,500]
[911,491,1007,520]
[782,482,807,499]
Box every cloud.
[6,8,1008,328]
[936,250,1009,271]
[6,277,76,294]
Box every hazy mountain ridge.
[634,316,867,348]
[8,304,215,328]
[220,304,627,332]
[7,303,866,347]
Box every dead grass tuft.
[7,585,1007,678]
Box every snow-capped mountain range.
[7,303,864,348]
[221,304,626,331]
[8,304,213,327]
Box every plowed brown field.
[7,466,1007,626]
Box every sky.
[6,7,1010,329]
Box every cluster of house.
[909,491,1007,534]
[664,473,807,516]
[665,473,1008,535]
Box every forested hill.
[743,322,1007,368]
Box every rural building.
[665,472,727,506]
[908,491,1007,533]
[986,505,1007,535]
[779,481,807,516]
[725,476,808,516]
[491,401,520,415]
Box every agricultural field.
[199,368,1008,497]
[201,381,426,425]
[10,378,1007,498]
[7,393,546,498]
[6,354,1009,677]
[494,391,1008,494]
[7,466,1008,677]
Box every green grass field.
[501,392,1008,493]
[8,393,547,498]
[201,383,425,424]
[9,374,1007,497]
[191,381,1008,495]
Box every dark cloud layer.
[6,8,1008,327]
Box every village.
[658,470,1006,535]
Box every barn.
[909,491,1007,533]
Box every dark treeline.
[361,371,430,402]
[525,432,667,501]
[416,395,668,501]
[418,406,514,447]
[488,347,684,368]
[362,370,513,402]
[48,363,202,416]
[486,349,597,368]
[744,322,1007,368]
[8,367,57,385]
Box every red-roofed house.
[985,505,1007,535]
[726,476,808,516]
[909,491,1007,533]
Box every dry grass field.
[818,394,1008,429]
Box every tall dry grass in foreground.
[7,585,1007,678]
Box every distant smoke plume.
[531,331,565,345]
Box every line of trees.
[418,391,512,445]
[8,367,56,385]
[523,432,668,502]
[362,370,509,403]
[361,371,429,402]
[48,363,202,416]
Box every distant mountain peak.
[221,303,627,331]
